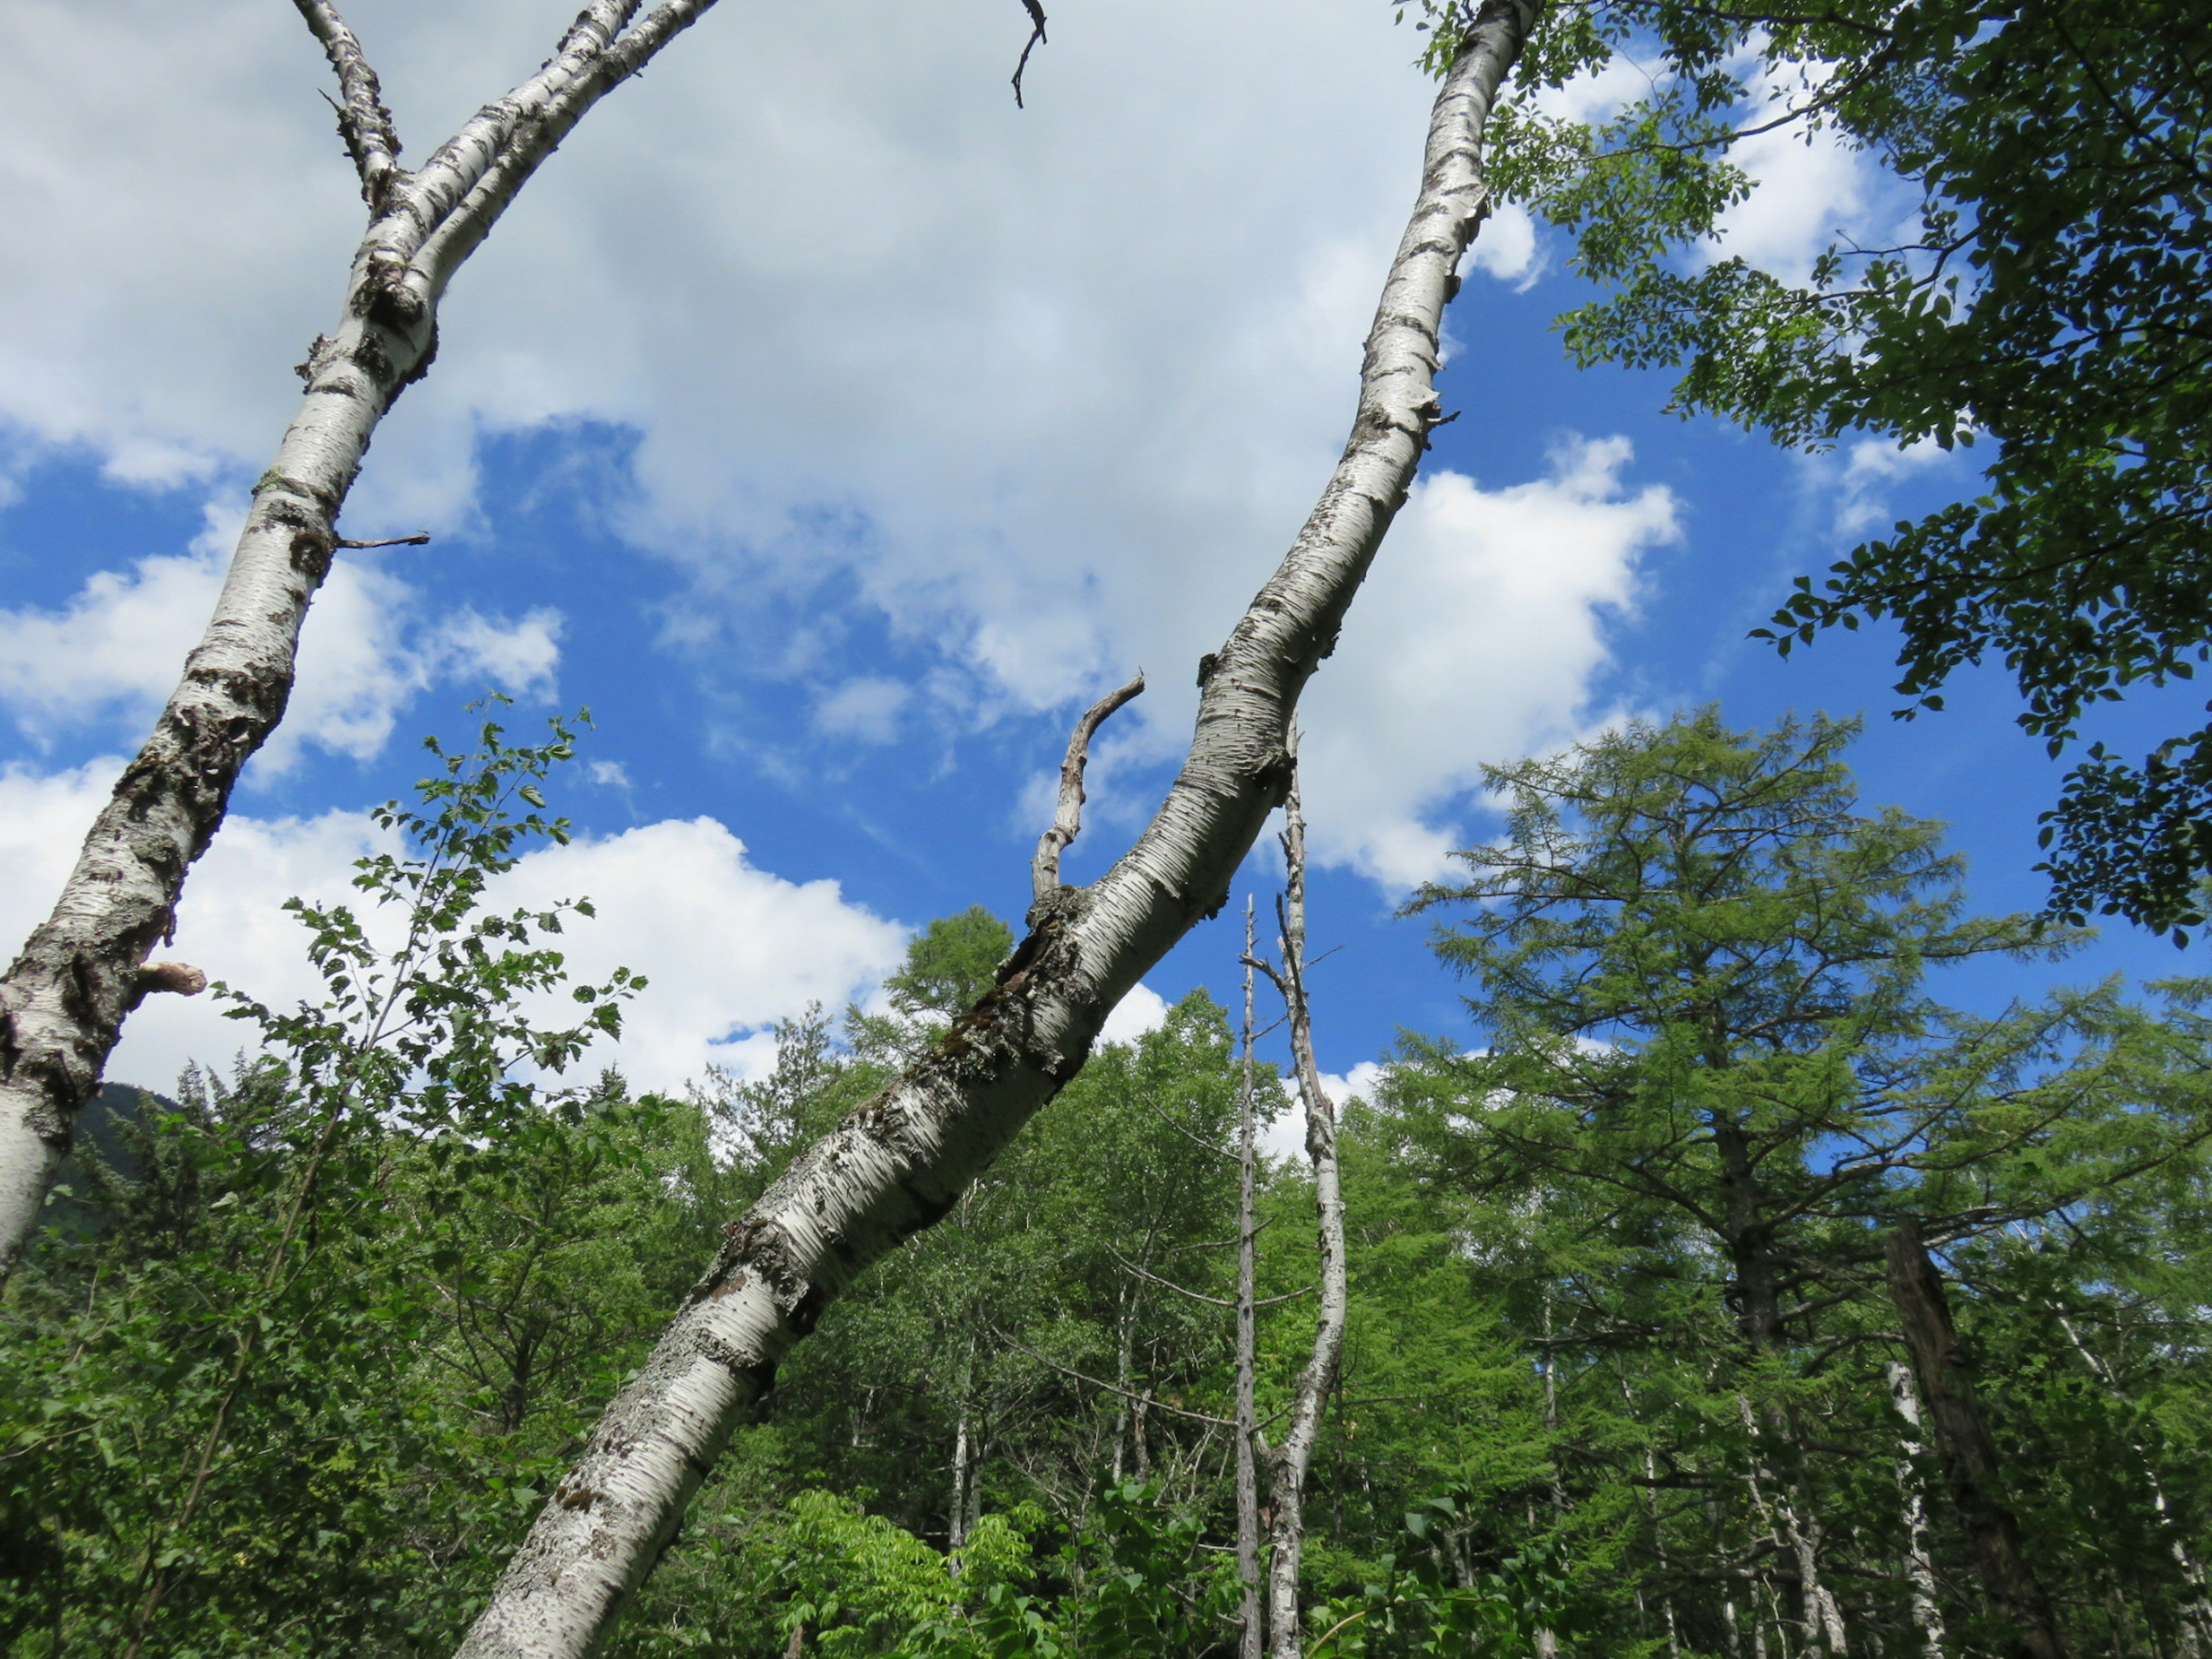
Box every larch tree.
[449,5,1540,1653]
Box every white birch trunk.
[0,0,722,1282]
[1737,1395,1848,1658]
[1236,896,1266,1659]
[1886,1361,1949,1659]
[452,10,1536,1653]
[1262,760,1350,1659]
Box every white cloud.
[1703,59,1918,289]
[1296,437,1677,887]
[1319,1059,1386,1109]
[0,0,1554,824]
[1821,434,1955,538]
[1467,202,1541,288]
[493,819,908,1087]
[814,676,910,744]
[0,760,906,1098]
[0,502,561,771]
[1099,982,1169,1047]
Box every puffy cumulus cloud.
[1701,60,1922,289]
[0,0,1542,745]
[1294,437,1677,887]
[0,764,906,1097]
[1466,202,1542,289]
[0,503,560,771]
[1099,982,1169,1047]
[493,819,908,1087]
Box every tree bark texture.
[1885,1361,1950,1659]
[0,0,721,1283]
[450,10,1535,1653]
[1236,899,1265,1659]
[1884,1222,2071,1659]
[1262,760,1350,1659]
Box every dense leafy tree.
[1435,0,2212,933]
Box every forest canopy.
[9,709,2212,1658]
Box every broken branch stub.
[452,8,1536,1654]
[1032,672,1147,908]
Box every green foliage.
[13,706,2212,1659]
[0,708,682,1656]
[887,908,1017,1020]
[1308,1503,1573,1659]
[1419,0,2212,932]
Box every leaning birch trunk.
[1258,757,1350,1659]
[451,10,1536,1653]
[0,0,722,1282]
[1886,1361,1950,1659]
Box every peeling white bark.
[452,10,1535,1653]
[1886,1362,1949,1659]
[0,0,723,1282]
[1236,899,1265,1659]
[1259,759,1350,1659]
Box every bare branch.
[1109,1246,1233,1307]
[1011,0,1048,108]
[293,0,404,210]
[991,1327,1236,1427]
[334,532,431,550]
[1032,672,1146,905]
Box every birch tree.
[0,0,768,1282]
[450,8,1539,1652]
[1250,755,1351,1659]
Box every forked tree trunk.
[0,0,724,1282]
[1884,1221,2071,1659]
[450,9,1536,1652]
[1259,758,1350,1659]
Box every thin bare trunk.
[1886,1362,1949,1659]
[1885,1222,2070,1659]
[1257,756,1349,1659]
[1532,1300,1563,1659]
[1737,1396,1847,1658]
[2054,1313,2212,1658]
[451,12,1535,1652]
[0,0,726,1283]
[949,1328,977,1552]
[1622,1370,1680,1659]
[1236,898,1265,1659]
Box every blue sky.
[0,0,2191,1111]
